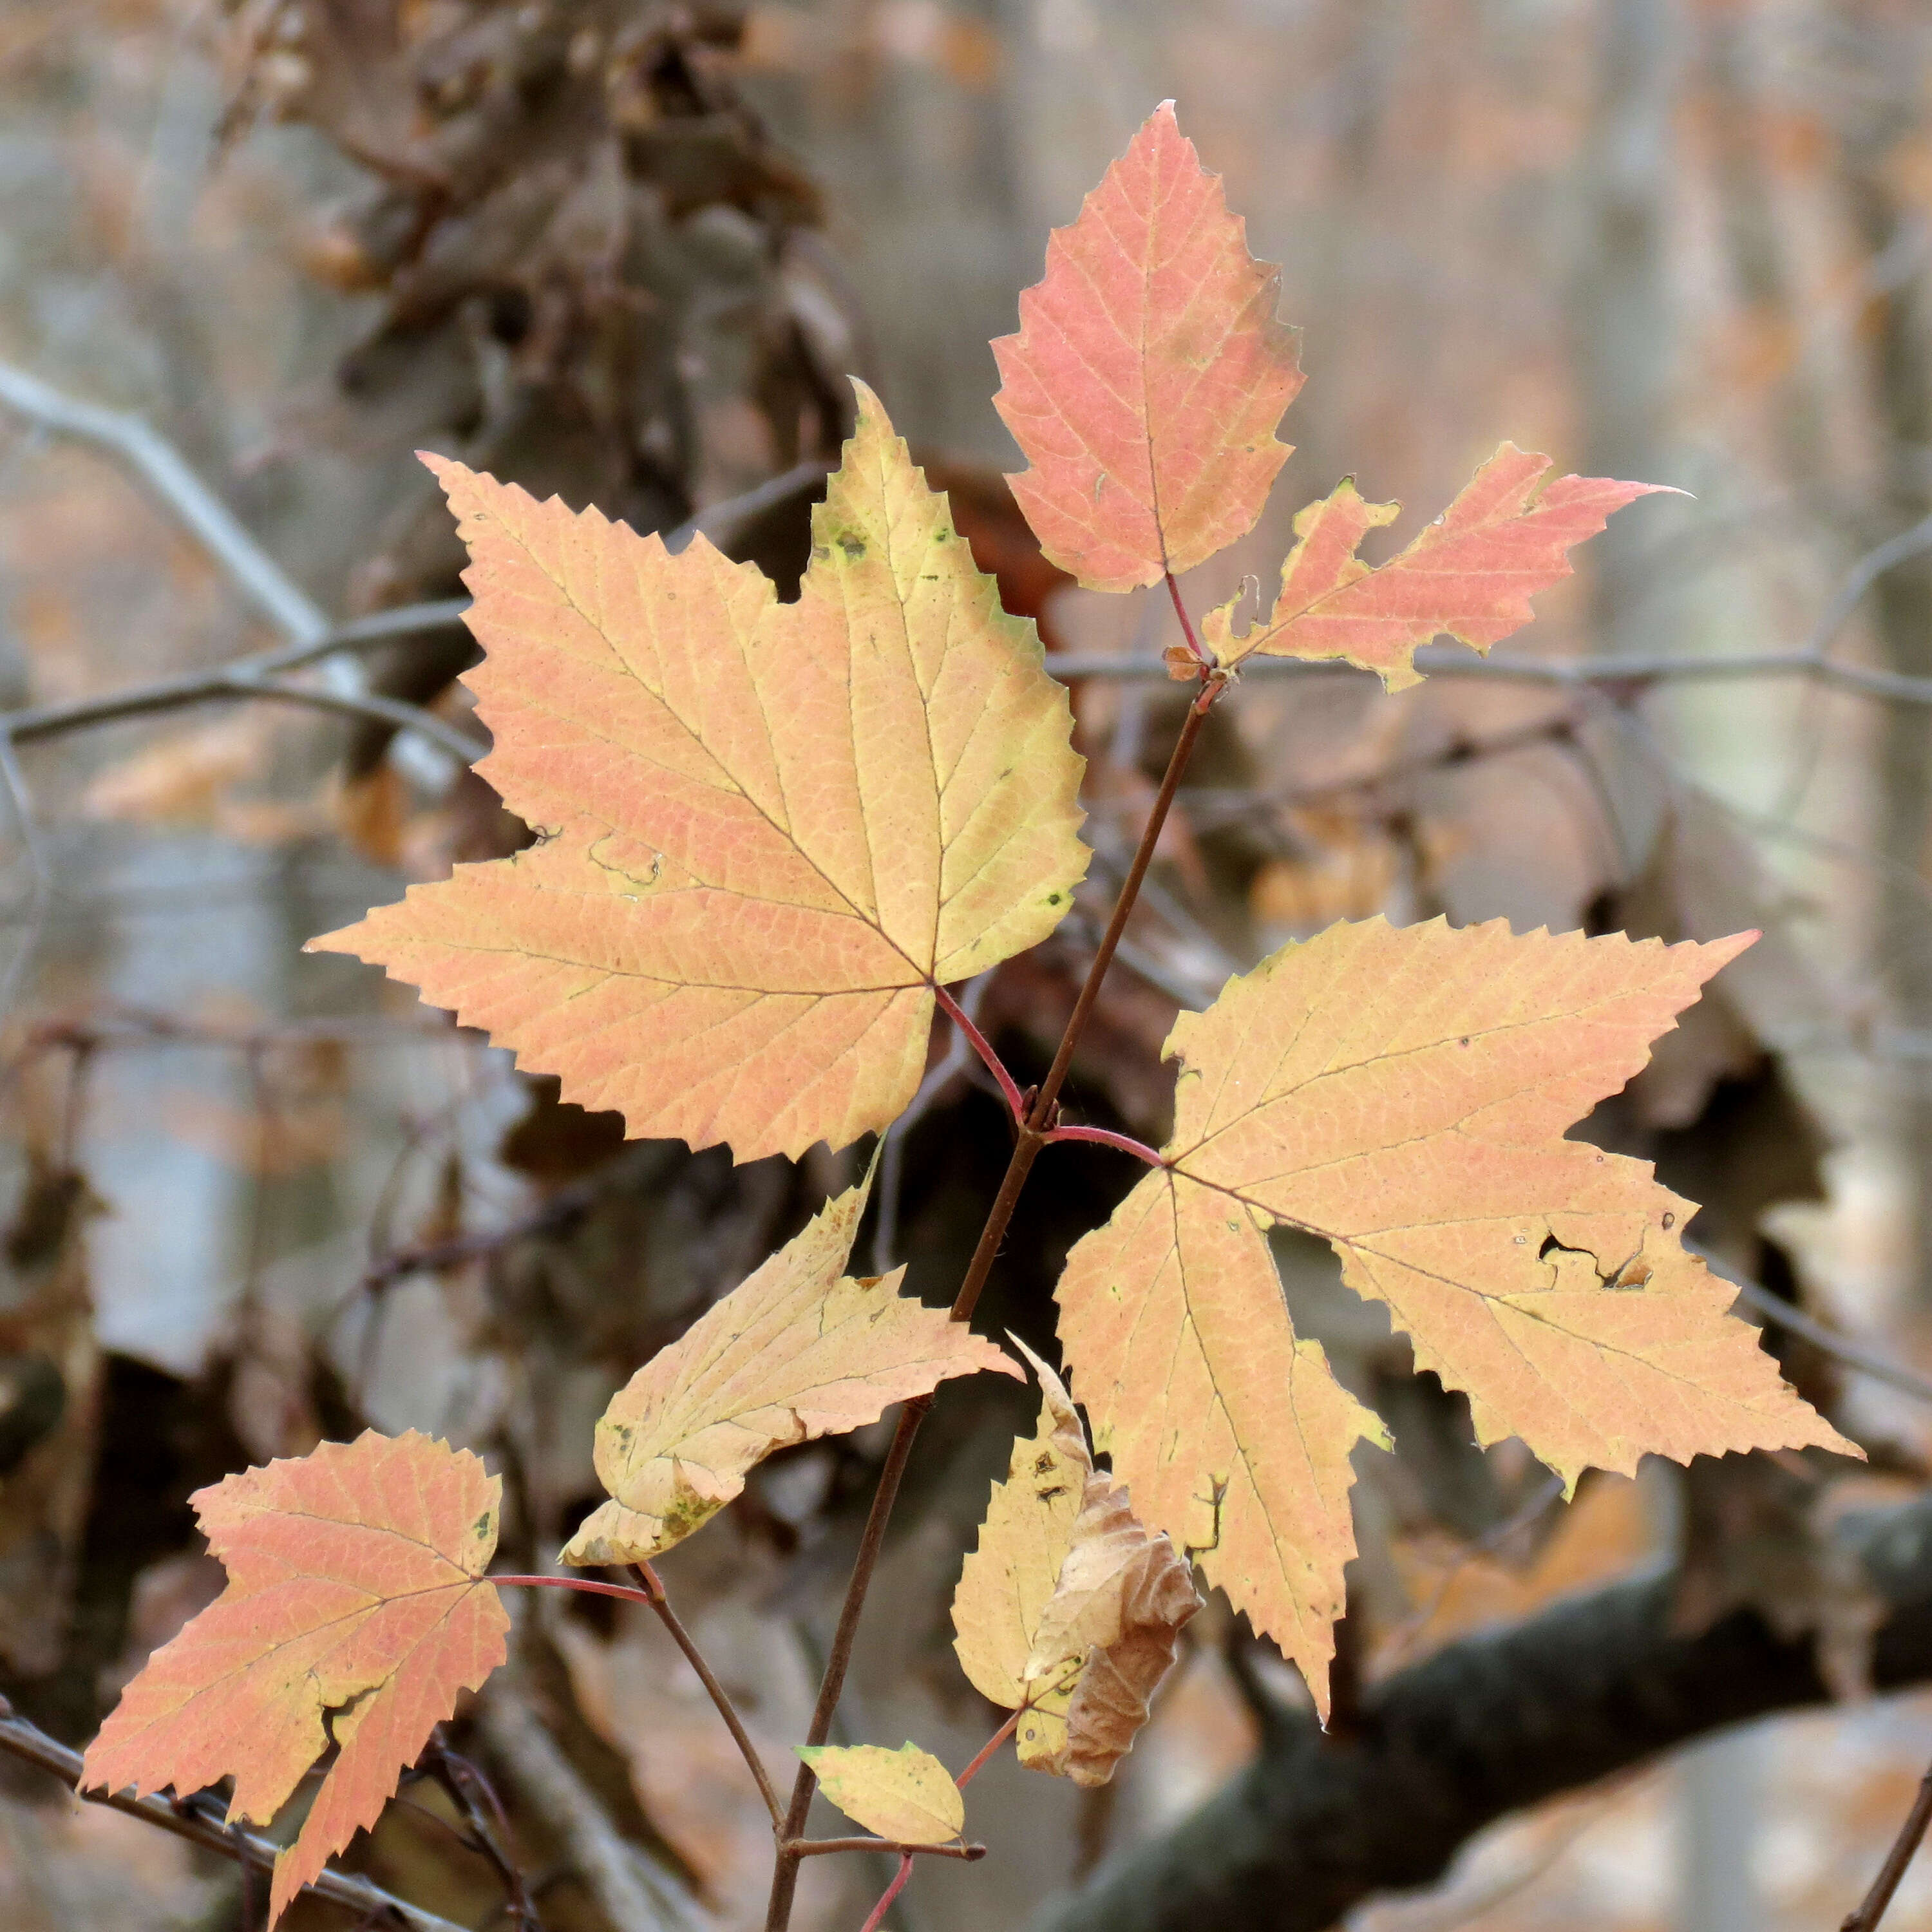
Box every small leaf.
[794,1743,963,1845]
[1056,916,1857,1710]
[993,100,1303,592]
[562,1168,1020,1567]
[312,382,1087,1163]
[952,1338,1090,1712]
[1201,448,1669,690]
[81,1432,507,1927]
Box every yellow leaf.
[562,1169,1019,1567]
[1055,916,1856,1712]
[310,382,1088,1163]
[951,1338,1089,1712]
[951,1341,1202,1787]
[793,1743,963,1845]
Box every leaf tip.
[844,372,887,427]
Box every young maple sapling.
[75,100,1853,1932]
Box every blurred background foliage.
[5,2,1932,1929]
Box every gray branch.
[0,1697,469,1932]
[0,363,330,645]
[3,654,486,766]
[1033,1487,1932,1932]
[1045,643,1932,702]
[0,362,466,783]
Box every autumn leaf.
[952,1341,1201,1785]
[1200,448,1667,691]
[1019,1475,1202,1786]
[1055,916,1855,1709]
[992,100,1303,592]
[311,382,1087,1163]
[951,1339,1088,1715]
[794,1743,964,1845]
[82,1432,507,1927]
[562,1169,1019,1567]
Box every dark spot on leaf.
[837,534,866,560]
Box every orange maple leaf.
[1055,917,1855,1710]
[312,383,1087,1163]
[992,101,1303,592]
[1202,448,1669,690]
[82,1431,507,1926]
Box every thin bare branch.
[1694,1250,1932,1408]
[426,1738,545,1931]
[1844,1750,1932,1932]
[475,1667,709,1932]
[629,1562,783,1830]
[0,730,50,1012]
[665,460,833,556]
[786,1838,985,1861]
[265,600,474,676]
[0,1696,468,1932]
[0,360,460,786]
[1043,643,1932,703]
[365,1186,597,1294]
[3,660,486,765]
[0,361,330,644]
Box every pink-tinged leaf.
[308,386,1087,1164]
[1202,446,1671,690]
[82,1432,508,1927]
[992,100,1303,592]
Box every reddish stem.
[630,1562,782,1828]
[933,981,1026,1122]
[498,1569,782,1830]
[1044,1123,1165,1167]
[956,1709,1021,1790]
[858,1856,914,1932]
[848,1713,1018,1932]
[763,663,1227,1932]
[1166,569,1210,665]
[491,1574,656,1607]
